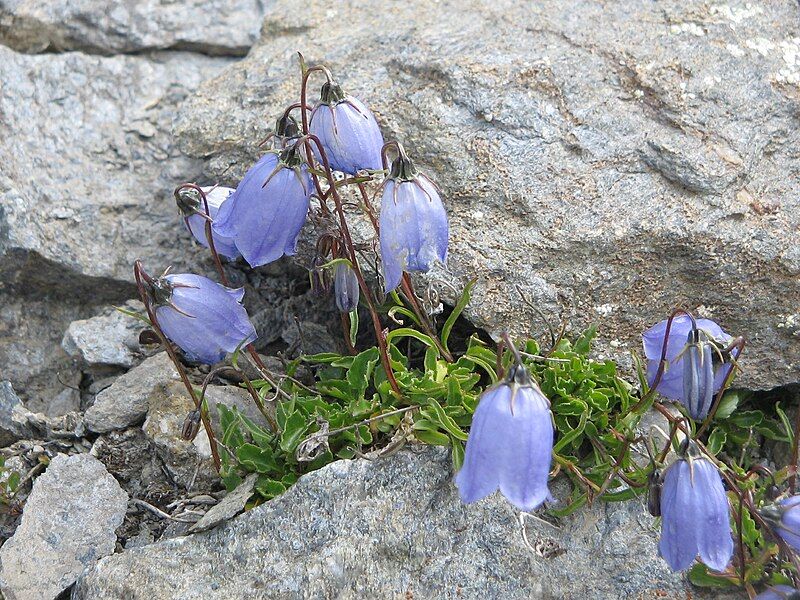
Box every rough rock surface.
[175,0,800,391]
[84,352,180,433]
[61,300,147,372]
[0,0,265,56]
[73,447,729,599]
[0,40,235,407]
[0,453,128,600]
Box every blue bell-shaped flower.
[455,363,553,512]
[151,273,257,365]
[379,146,448,293]
[658,439,733,572]
[213,147,312,268]
[308,81,384,175]
[177,185,240,260]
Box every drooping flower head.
[455,362,553,512]
[754,586,800,600]
[334,262,359,313]
[379,145,448,293]
[175,185,240,259]
[642,314,738,420]
[308,81,384,175]
[213,146,313,268]
[658,439,733,572]
[760,495,800,553]
[148,272,257,365]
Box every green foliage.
[0,455,22,504]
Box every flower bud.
[308,81,384,174]
[334,262,359,313]
[379,147,448,293]
[213,149,312,268]
[681,328,715,420]
[181,410,202,441]
[177,186,240,259]
[151,273,257,365]
[455,364,553,512]
[657,439,733,572]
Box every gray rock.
[0,0,265,56]
[0,453,128,600]
[0,42,234,411]
[142,380,218,491]
[62,300,146,371]
[84,352,180,433]
[0,381,47,445]
[174,0,800,391]
[189,473,257,533]
[73,447,729,599]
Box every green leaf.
[441,279,476,354]
[450,436,465,471]
[254,476,287,499]
[413,429,450,446]
[554,412,587,453]
[714,390,742,421]
[346,347,380,401]
[687,563,736,588]
[425,399,468,441]
[573,325,597,355]
[279,411,309,453]
[7,472,20,492]
[349,309,359,347]
[386,328,438,351]
[706,428,726,455]
[728,410,764,428]
[776,402,794,446]
[236,444,279,474]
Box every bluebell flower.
[177,186,240,259]
[658,440,733,572]
[455,364,553,512]
[151,273,257,365]
[755,585,800,600]
[309,81,384,174]
[213,148,312,268]
[379,147,448,293]
[334,262,359,313]
[760,495,800,552]
[642,315,737,419]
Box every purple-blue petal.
[455,382,553,512]
[658,458,732,572]
[379,177,448,293]
[185,186,240,259]
[334,263,359,313]
[642,315,733,401]
[213,154,312,268]
[755,585,799,600]
[309,97,384,174]
[778,497,800,552]
[156,274,257,364]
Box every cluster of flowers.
[147,65,449,365]
[456,313,800,597]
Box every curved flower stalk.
[309,81,384,174]
[213,147,312,268]
[658,439,733,572]
[379,145,448,293]
[176,185,240,259]
[455,361,553,512]
[642,314,738,420]
[334,262,359,313]
[755,586,800,600]
[760,496,800,552]
[150,273,257,365]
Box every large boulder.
[174,0,800,391]
[73,447,731,599]
[0,453,128,600]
